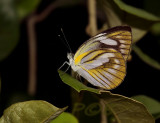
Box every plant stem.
[86,0,98,36]
[27,15,37,96]
[100,99,107,123]
[27,2,59,96]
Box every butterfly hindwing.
[75,48,126,90]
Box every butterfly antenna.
[60,28,72,53]
[58,34,68,48]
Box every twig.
[27,15,37,96]
[86,0,98,36]
[35,2,59,22]
[27,2,59,96]
[100,99,107,123]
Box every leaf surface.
[0,100,67,123]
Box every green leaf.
[150,22,160,35]
[71,91,103,123]
[0,0,19,61]
[98,0,160,43]
[132,95,160,119]
[58,70,103,94]
[15,0,41,20]
[51,112,79,123]
[100,92,155,123]
[0,100,67,123]
[132,45,160,69]
[71,91,154,123]
[114,0,159,21]
[143,0,160,35]
[0,0,41,61]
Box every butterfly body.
[67,53,80,71]
[67,26,132,90]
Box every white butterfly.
[64,26,132,90]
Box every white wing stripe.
[77,68,106,87]
[82,52,115,70]
[94,33,106,38]
[101,38,118,45]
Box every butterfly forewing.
[74,26,132,61]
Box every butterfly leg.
[58,61,71,75]
[58,61,70,70]
[75,73,87,86]
[76,73,82,82]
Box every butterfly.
[66,26,132,90]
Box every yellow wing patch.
[74,41,100,61]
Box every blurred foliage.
[0,100,67,123]
[51,112,79,123]
[132,95,160,119]
[0,0,19,61]
[144,0,160,35]
[0,0,40,61]
[98,0,160,43]
[15,0,41,20]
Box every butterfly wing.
[75,48,126,90]
[73,26,132,90]
[74,26,132,61]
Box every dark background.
[0,0,160,121]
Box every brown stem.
[86,0,98,36]
[27,15,37,96]
[35,2,59,22]
[27,2,59,96]
[100,99,107,123]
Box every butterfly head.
[67,53,74,60]
[67,52,74,66]
[67,53,80,71]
